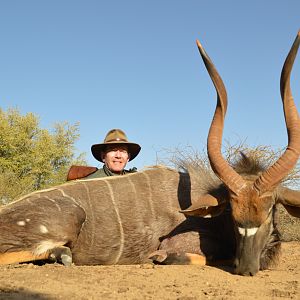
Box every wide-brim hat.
[91,129,141,162]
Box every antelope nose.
[239,270,255,276]
[235,266,259,276]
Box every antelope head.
[182,32,300,276]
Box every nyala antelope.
[0,32,299,276]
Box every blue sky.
[0,1,299,170]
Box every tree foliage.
[0,107,86,204]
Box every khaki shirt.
[85,165,137,179]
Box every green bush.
[0,107,86,204]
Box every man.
[84,128,141,178]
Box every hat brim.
[91,141,141,162]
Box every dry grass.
[156,142,300,241]
[277,204,300,241]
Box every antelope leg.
[0,251,50,265]
[48,246,73,266]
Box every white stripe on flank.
[141,172,155,218]
[80,181,95,248]
[238,227,258,237]
[104,180,124,264]
[57,187,88,240]
[57,189,83,208]
[5,179,88,207]
[44,196,62,212]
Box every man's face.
[102,145,130,173]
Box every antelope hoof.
[148,250,168,263]
[49,246,73,266]
[149,251,207,265]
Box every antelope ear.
[180,194,228,218]
[276,187,300,218]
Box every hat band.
[105,138,128,143]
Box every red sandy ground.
[0,241,299,300]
